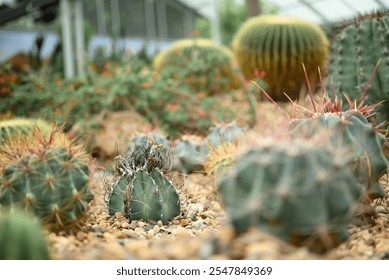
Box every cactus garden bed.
[40,102,388,260]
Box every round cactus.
[329,11,389,124]
[289,111,388,199]
[218,140,363,252]
[0,209,50,260]
[0,147,94,232]
[232,15,329,100]
[0,118,53,144]
[172,140,205,174]
[153,38,241,94]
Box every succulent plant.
[172,140,205,174]
[153,38,241,94]
[107,138,180,222]
[0,118,52,144]
[289,111,388,199]
[218,140,363,252]
[201,122,245,154]
[0,145,94,232]
[329,10,389,124]
[232,15,329,100]
[0,209,51,260]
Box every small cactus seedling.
[0,129,94,232]
[0,209,51,260]
[107,138,180,222]
[218,140,363,252]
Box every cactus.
[329,11,389,123]
[107,139,180,222]
[0,209,50,260]
[153,38,241,94]
[0,118,52,144]
[289,111,388,199]
[172,140,205,174]
[201,121,245,154]
[0,147,94,232]
[232,15,329,101]
[218,140,363,252]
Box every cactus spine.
[329,11,389,123]
[232,15,329,100]
[0,118,52,144]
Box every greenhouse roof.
[180,0,389,25]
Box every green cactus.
[232,15,329,101]
[0,209,50,260]
[108,140,180,222]
[329,11,389,123]
[172,140,205,174]
[201,122,244,154]
[289,111,388,199]
[127,170,180,222]
[0,147,94,232]
[153,38,241,94]
[0,118,52,144]
[218,141,363,252]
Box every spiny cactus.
[153,38,241,94]
[107,139,180,222]
[172,140,205,174]
[201,121,245,154]
[0,118,52,144]
[0,209,50,260]
[232,15,329,100]
[218,140,363,252]
[329,10,389,123]
[0,129,94,232]
[289,111,388,199]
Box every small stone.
[153,225,160,233]
[376,240,389,253]
[213,201,222,211]
[76,231,87,241]
[121,222,130,229]
[189,203,204,213]
[147,229,155,236]
[375,205,387,214]
[115,212,124,219]
[193,220,204,230]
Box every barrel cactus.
[107,139,180,222]
[0,144,94,232]
[232,15,329,100]
[289,111,388,199]
[218,140,363,252]
[153,38,241,94]
[0,209,50,260]
[0,118,52,144]
[172,140,205,174]
[329,10,389,123]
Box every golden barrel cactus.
[232,15,329,100]
[153,38,241,94]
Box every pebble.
[375,240,389,253]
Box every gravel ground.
[48,170,389,260]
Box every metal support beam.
[298,0,331,25]
[211,0,221,43]
[156,0,168,40]
[74,0,85,77]
[96,0,107,34]
[60,0,74,78]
